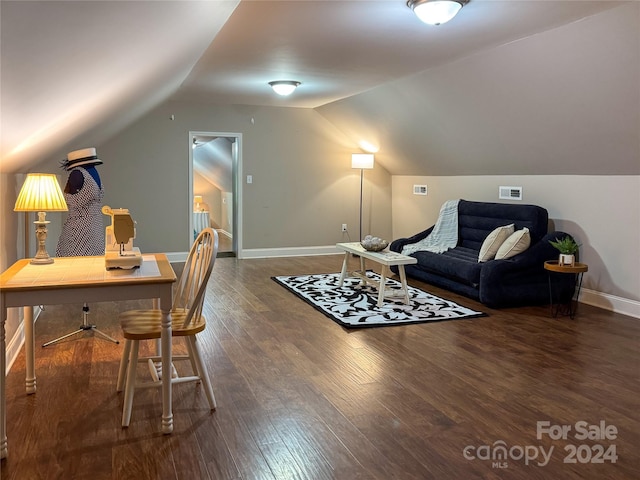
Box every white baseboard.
[166,245,342,263]
[579,288,640,319]
[6,306,42,374]
[216,228,232,239]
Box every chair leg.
[116,339,132,392]
[185,339,199,381]
[188,336,216,410]
[122,340,140,427]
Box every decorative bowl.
[361,235,389,252]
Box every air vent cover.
[499,186,523,201]
[413,185,427,195]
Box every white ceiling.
[174,0,624,108]
[0,0,625,172]
[0,0,239,172]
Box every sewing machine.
[102,206,142,269]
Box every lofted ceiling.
[175,0,625,108]
[0,0,626,173]
[0,0,239,173]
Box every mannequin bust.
[56,148,105,257]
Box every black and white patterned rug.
[273,272,486,328]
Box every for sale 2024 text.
[537,420,618,464]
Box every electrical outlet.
[341,224,348,232]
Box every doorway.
[189,131,242,258]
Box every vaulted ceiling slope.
[0,1,239,173]
[316,3,640,176]
[174,0,625,109]
[1,1,632,175]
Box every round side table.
[544,260,588,319]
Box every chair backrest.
[173,228,218,328]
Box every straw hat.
[63,147,103,170]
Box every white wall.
[35,102,392,254]
[392,175,640,315]
[0,174,22,361]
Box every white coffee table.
[336,242,418,307]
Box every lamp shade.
[408,0,464,26]
[14,173,68,212]
[193,195,203,204]
[351,153,375,170]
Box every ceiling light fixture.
[407,0,468,26]
[269,80,301,96]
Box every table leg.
[338,252,349,286]
[399,265,411,305]
[1,304,7,459]
[161,302,173,434]
[569,273,584,320]
[24,306,36,394]
[377,266,388,307]
[359,256,366,285]
[547,272,555,317]
[152,299,162,355]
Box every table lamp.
[14,173,68,264]
[194,195,203,212]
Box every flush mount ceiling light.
[407,0,468,26]
[268,80,301,96]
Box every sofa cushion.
[413,247,482,286]
[457,200,548,250]
[495,228,531,260]
[478,224,514,262]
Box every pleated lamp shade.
[14,173,68,212]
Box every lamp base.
[30,256,54,265]
[32,216,54,265]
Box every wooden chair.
[116,228,218,427]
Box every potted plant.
[549,236,581,266]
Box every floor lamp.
[351,153,375,242]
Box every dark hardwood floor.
[2,255,639,479]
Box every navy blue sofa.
[389,200,575,308]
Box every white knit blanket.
[401,199,460,255]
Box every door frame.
[188,131,243,258]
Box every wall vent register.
[499,186,523,201]
[413,185,428,195]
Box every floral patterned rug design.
[273,271,486,328]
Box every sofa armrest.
[479,231,576,307]
[390,225,435,253]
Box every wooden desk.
[0,254,177,460]
[336,242,417,307]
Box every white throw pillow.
[478,224,514,262]
[495,227,531,260]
